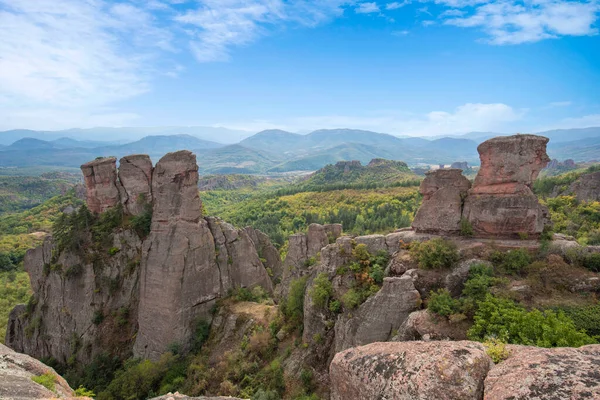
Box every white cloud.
[440,9,466,17]
[422,20,436,26]
[392,29,411,35]
[355,2,381,13]
[176,1,351,62]
[387,1,411,10]
[550,113,600,129]
[219,103,526,136]
[549,101,573,107]
[442,0,600,44]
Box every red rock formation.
[464,134,550,237]
[412,169,471,234]
[80,157,121,213]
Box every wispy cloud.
[392,29,410,35]
[387,1,411,10]
[549,101,573,107]
[176,1,351,62]
[441,0,600,44]
[220,102,526,136]
[355,2,381,13]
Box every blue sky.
[0,0,599,137]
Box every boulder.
[464,134,550,238]
[330,341,493,400]
[412,169,471,234]
[393,309,470,341]
[80,157,121,213]
[484,344,600,399]
[334,276,421,352]
[118,154,153,215]
[0,343,78,399]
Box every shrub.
[554,305,600,339]
[310,273,333,309]
[484,339,511,363]
[328,299,341,314]
[341,289,362,310]
[410,238,459,269]
[282,277,308,332]
[31,373,56,393]
[489,249,531,274]
[130,203,152,239]
[92,310,104,325]
[583,253,600,272]
[369,264,385,284]
[108,247,120,256]
[460,218,474,237]
[75,386,96,397]
[428,289,460,317]
[468,295,596,347]
[192,319,211,352]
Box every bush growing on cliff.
[428,289,460,317]
[310,273,333,309]
[410,238,459,269]
[282,277,308,332]
[468,295,596,347]
[489,249,531,274]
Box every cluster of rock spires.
[413,134,551,237]
[7,151,277,363]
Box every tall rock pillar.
[463,134,550,237]
[80,157,121,213]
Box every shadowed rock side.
[118,154,153,215]
[412,168,471,234]
[556,170,600,202]
[6,150,278,364]
[329,341,600,400]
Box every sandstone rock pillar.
[118,154,153,215]
[80,157,121,213]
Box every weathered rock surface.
[393,309,470,341]
[334,276,421,352]
[6,230,141,366]
[412,169,471,234]
[244,226,284,282]
[278,223,343,297]
[330,341,493,400]
[80,157,121,213]
[118,154,153,215]
[0,343,78,399]
[484,345,600,400]
[464,134,550,238]
[558,170,600,202]
[134,151,273,359]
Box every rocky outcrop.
[134,151,273,360]
[118,154,153,215]
[278,223,342,297]
[412,134,551,238]
[334,276,421,352]
[464,134,550,237]
[558,170,600,202]
[244,227,283,283]
[330,341,492,400]
[80,157,121,213]
[8,151,279,364]
[485,345,600,399]
[451,161,469,170]
[0,343,79,399]
[412,169,471,234]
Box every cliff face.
[6,151,277,363]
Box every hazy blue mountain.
[198,144,281,174]
[0,126,248,145]
[51,137,117,149]
[239,130,305,154]
[6,138,57,150]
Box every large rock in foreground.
[464,134,550,238]
[0,343,78,399]
[330,341,493,400]
[412,169,471,234]
[484,344,600,400]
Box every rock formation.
[330,341,492,400]
[7,151,279,363]
[412,169,471,234]
[413,134,551,238]
[80,157,121,213]
[118,154,153,215]
[330,341,600,400]
[464,134,550,237]
[557,170,600,202]
[450,161,469,170]
[0,343,80,399]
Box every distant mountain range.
[1,127,600,174]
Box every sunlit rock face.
[81,157,121,213]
